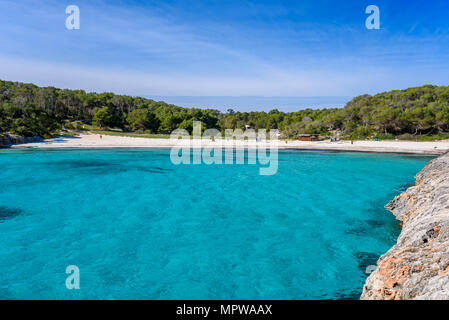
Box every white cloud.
[1,0,448,97]
[2,55,446,98]
[0,55,376,96]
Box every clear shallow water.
[0,149,433,299]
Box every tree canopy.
[1,80,448,140]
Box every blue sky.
[0,0,448,109]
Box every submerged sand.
[11,132,449,155]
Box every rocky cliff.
[361,152,449,300]
[0,134,42,147]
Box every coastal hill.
[1,80,449,141]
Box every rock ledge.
[0,134,42,147]
[361,152,449,300]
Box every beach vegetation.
[92,106,113,129]
[1,80,449,141]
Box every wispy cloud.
[3,54,446,98]
[0,0,448,99]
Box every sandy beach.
[10,132,449,155]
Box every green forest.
[1,79,449,140]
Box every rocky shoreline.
[361,152,449,300]
[0,134,42,147]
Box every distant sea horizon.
[150,96,352,112]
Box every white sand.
[12,132,449,155]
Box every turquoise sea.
[0,149,433,299]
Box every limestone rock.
[0,134,42,147]
[361,152,449,300]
